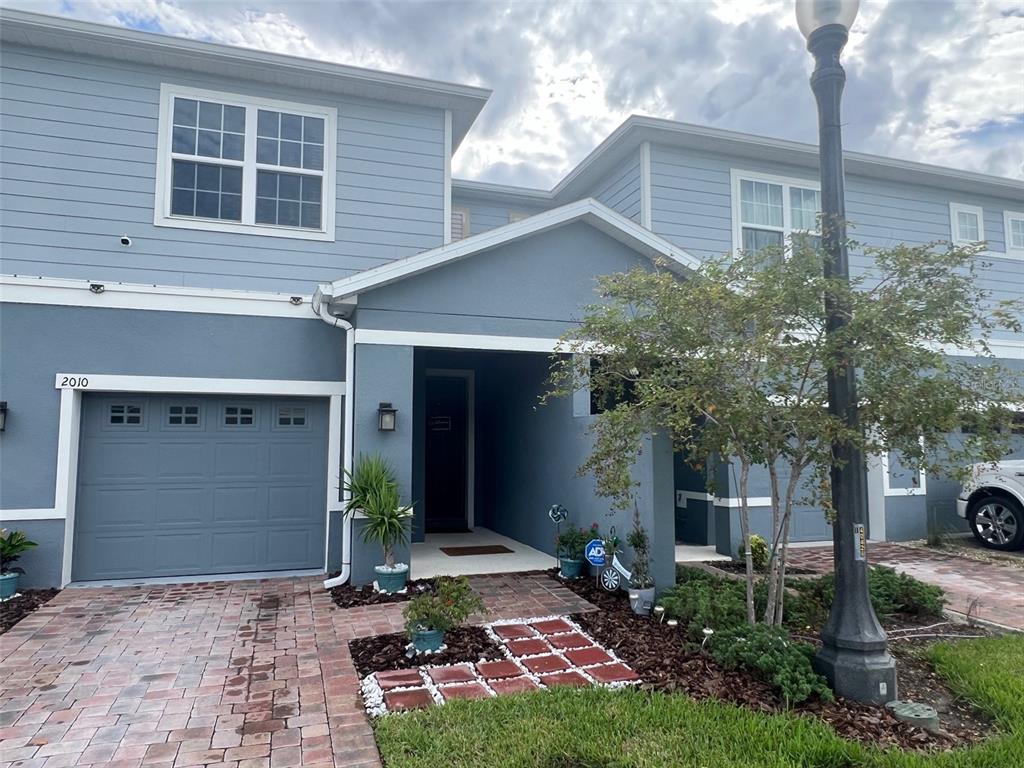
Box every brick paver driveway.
[789,543,1024,631]
[0,572,592,767]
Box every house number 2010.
[59,376,89,388]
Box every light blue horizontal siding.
[650,143,1024,342]
[451,192,550,237]
[590,151,642,222]
[0,45,446,292]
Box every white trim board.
[354,329,586,353]
[639,141,652,230]
[443,109,453,245]
[675,490,774,508]
[325,198,700,300]
[0,508,62,522]
[49,374,345,587]
[1,275,314,319]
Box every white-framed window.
[166,403,201,427]
[949,203,985,245]
[1004,211,1024,258]
[730,170,821,254]
[155,84,337,241]
[451,207,470,241]
[275,405,308,428]
[223,404,257,427]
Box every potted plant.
[343,454,413,594]
[626,508,655,615]
[0,529,37,599]
[555,526,589,579]
[403,575,485,653]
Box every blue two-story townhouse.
[2,10,1022,590]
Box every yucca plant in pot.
[343,454,413,594]
[0,529,37,599]
[403,575,485,654]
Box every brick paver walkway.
[0,571,592,767]
[789,543,1024,631]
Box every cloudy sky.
[11,0,1023,187]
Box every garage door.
[73,394,328,581]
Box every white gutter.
[313,286,355,589]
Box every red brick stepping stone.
[476,660,522,680]
[565,647,614,667]
[522,654,571,675]
[547,632,592,650]
[505,638,550,657]
[384,688,434,711]
[376,669,424,690]
[489,676,540,695]
[440,683,491,701]
[531,618,574,635]
[493,623,534,640]
[539,670,590,688]
[427,665,476,685]
[587,663,640,683]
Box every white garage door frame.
[52,373,346,586]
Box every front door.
[424,375,468,532]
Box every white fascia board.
[327,198,699,299]
[1,275,313,319]
[675,490,774,508]
[0,508,62,521]
[54,373,345,397]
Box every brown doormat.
[440,545,514,557]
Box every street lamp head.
[795,0,860,39]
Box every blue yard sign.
[584,539,606,566]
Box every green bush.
[738,534,769,571]
[657,567,748,638]
[791,565,945,619]
[555,527,590,560]
[403,576,485,637]
[709,624,833,707]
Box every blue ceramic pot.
[0,572,20,600]
[411,628,445,653]
[375,564,409,594]
[559,558,584,579]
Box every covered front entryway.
[73,393,328,581]
[410,527,556,578]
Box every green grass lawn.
[373,635,1023,768]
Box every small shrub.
[791,565,945,619]
[738,534,769,571]
[556,527,590,560]
[657,568,748,638]
[626,506,654,588]
[403,576,485,638]
[709,624,833,707]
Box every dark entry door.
[424,375,468,532]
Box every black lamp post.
[796,0,897,704]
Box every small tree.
[550,236,1021,626]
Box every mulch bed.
[0,589,60,634]
[330,577,437,609]
[550,569,993,752]
[349,625,504,678]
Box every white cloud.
[8,0,1022,185]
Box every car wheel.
[968,495,1024,551]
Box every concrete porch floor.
[675,544,730,562]
[410,528,556,579]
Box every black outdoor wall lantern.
[377,402,397,432]
[0,401,7,432]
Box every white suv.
[957,460,1024,550]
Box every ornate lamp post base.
[815,644,898,705]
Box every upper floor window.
[451,207,470,241]
[949,203,984,245]
[731,170,820,254]
[155,85,337,241]
[1004,211,1024,258]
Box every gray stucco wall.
[2,519,63,589]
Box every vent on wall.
[451,207,469,241]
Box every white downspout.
[313,287,355,589]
